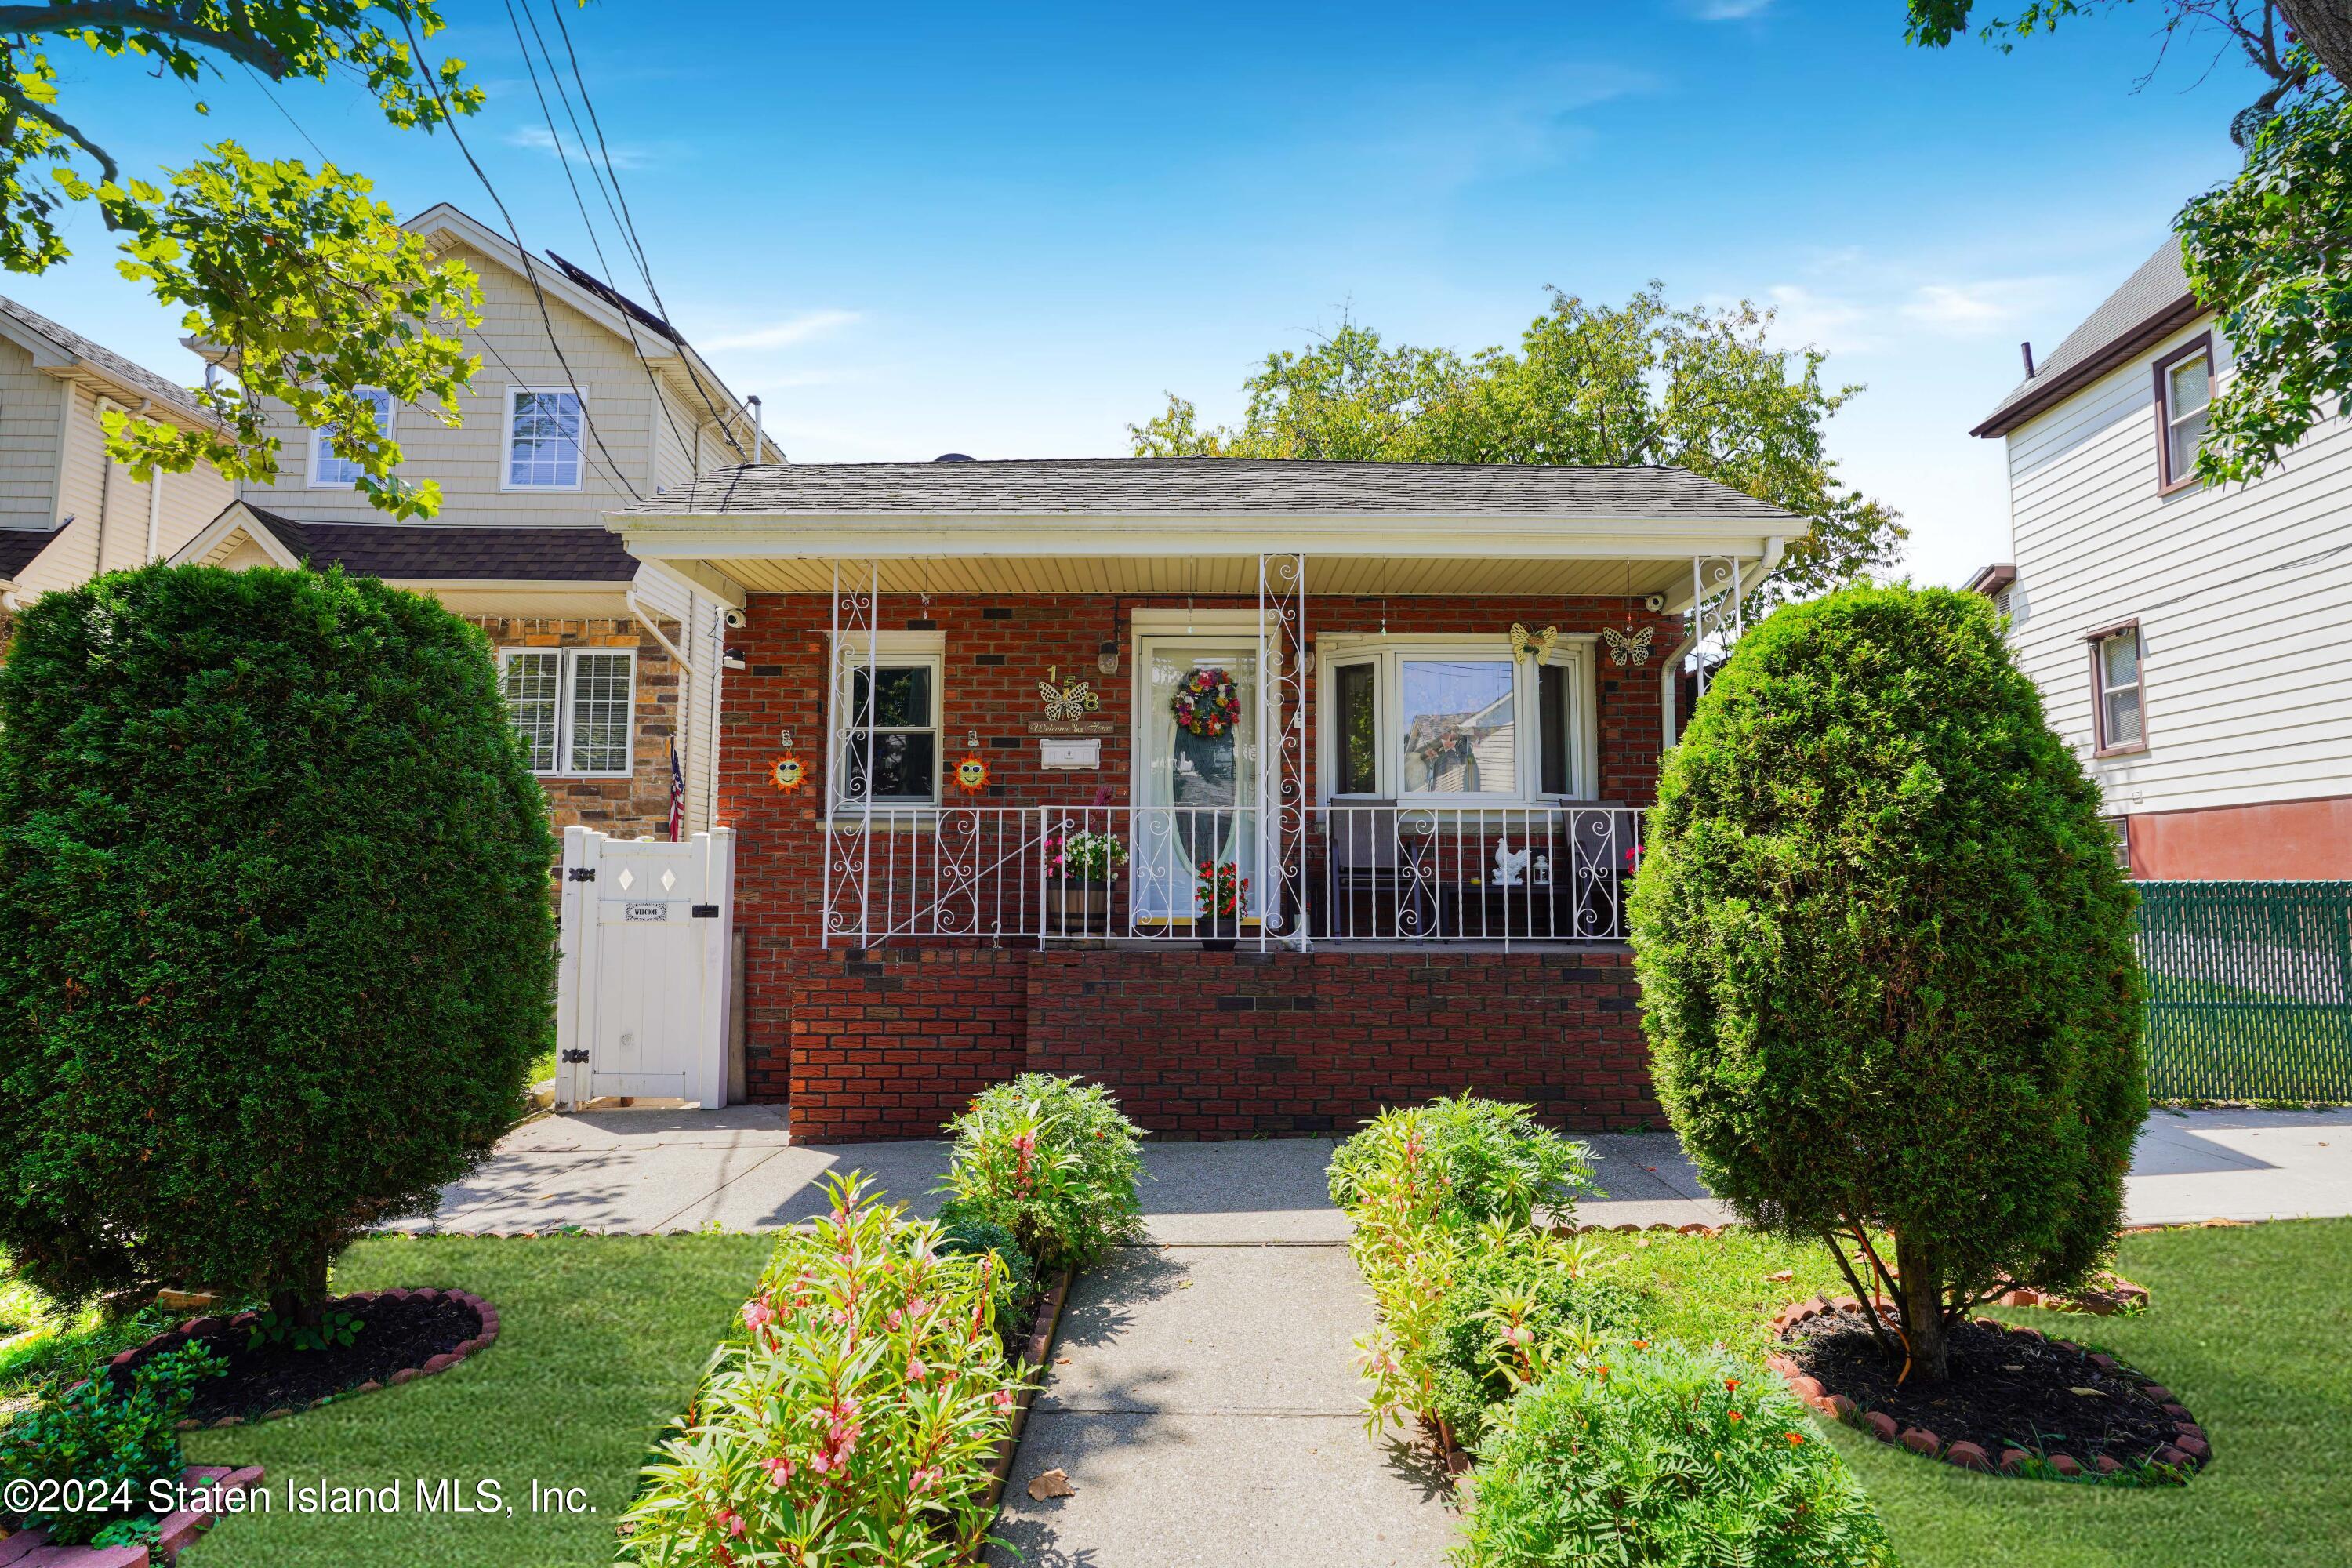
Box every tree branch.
[0,76,116,184]
[0,2,292,78]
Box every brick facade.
[720,590,1676,1139]
[784,945,1660,1142]
[470,615,681,838]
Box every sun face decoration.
[771,753,806,793]
[954,753,989,794]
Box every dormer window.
[308,388,392,489]
[2154,336,2212,491]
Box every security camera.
[723,607,749,630]
[1642,593,1666,613]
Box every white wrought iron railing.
[821,803,1643,949]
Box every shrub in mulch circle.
[1769,1296,2209,1483]
[106,1288,499,1428]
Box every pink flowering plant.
[937,1073,1145,1274]
[619,1173,1029,1567]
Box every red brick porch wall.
[781,944,1658,1142]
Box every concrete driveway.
[406,1105,2352,1236]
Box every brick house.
[614,458,1796,1140]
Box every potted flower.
[1195,859,1248,950]
[1044,829,1127,934]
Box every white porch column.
[1258,552,1308,951]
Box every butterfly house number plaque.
[1028,665,1116,735]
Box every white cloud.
[505,123,652,171]
[701,310,864,353]
[1899,279,2063,336]
[1687,0,1773,18]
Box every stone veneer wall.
[467,615,681,839]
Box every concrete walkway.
[408,1106,2352,1236]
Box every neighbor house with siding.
[0,294,234,618]
[169,202,776,840]
[1969,238,2352,880]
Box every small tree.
[1629,586,2145,1381]
[0,563,556,1318]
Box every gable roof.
[1973,240,2203,437]
[226,503,637,582]
[0,293,211,425]
[0,523,64,583]
[622,458,1806,524]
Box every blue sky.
[3,1,2270,586]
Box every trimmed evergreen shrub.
[0,564,556,1314]
[1457,1344,1896,1568]
[1630,586,2145,1380]
[937,1074,1145,1273]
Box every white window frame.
[829,633,946,814]
[1315,635,1599,804]
[499,647,637,777]
[307,387,394,490]
[500,385,587,492]
[2154,336,2213,492]
[2089,622,2147,757]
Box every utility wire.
[224,53,639,503]
[503,0,698,482]
[538,0,759,461]
[395,8,645,503]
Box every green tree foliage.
[1906,2,2352,483]
[1628,586,2145,1381]
[0,2,497,517]
[1131,287,1904,605]
[0,564,557,1315]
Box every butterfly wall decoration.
[1602,626,1655,667]
[1508,622,1559,662]
[1037,666,1102,723]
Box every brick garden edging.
[1764,1296,2208,1480]
[980,1270,1074,1515]
[0,1465,263,1568]
[106,1290,499,1431]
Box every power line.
[537,0,758,462]
[394,8,645,503]
[503,0,699,482]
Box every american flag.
[667,739,685,841]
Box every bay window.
[1323,638,1595,801]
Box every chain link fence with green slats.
[2134,880,2352,1102]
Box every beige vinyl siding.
[241,239,666,526]
[13,383,235,597]
[0,338,64,532]
[2003,318,2352,818]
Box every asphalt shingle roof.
[1973,240,2201,437]
[622,458,1805,524]
[241,506,636,581]
[0,294,209,423]
[0,524,62,580]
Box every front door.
[1132,637,1258,926]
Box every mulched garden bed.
[106,1289,496,1427]
[1774,1301,2209,1479]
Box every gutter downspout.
[1661,535,1786,744]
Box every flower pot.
[1047,879,1113,935]
[1196,909,1240,951]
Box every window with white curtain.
[1323,638,1595,802]
[500,648,636,775]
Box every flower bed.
[1769,1296,2207,1483]
[107,1290,497,1430]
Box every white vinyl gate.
[553,826,735,1110]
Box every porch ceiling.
[673,553,1720,599]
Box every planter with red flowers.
[1195,860,1248,950]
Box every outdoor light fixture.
[1098,638,1120,675]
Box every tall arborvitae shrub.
[0,564,556,1314]
[1629,586,2144,1379]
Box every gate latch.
[565,866,596,882]
[559,1048,590,1064]
[691,903,720,919]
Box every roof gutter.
[1970,292,2204,438]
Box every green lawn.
[1578,1218,2352,1568]
[177,1233,769,1568]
